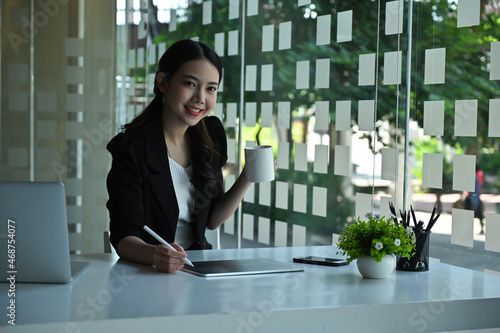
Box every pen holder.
[396,231,431,271]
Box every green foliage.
[337,215,416,263]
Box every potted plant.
[337,214,416,278]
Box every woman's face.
[159,59,220,128]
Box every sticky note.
[453,154,476,192]
[359,53,376,86]
[457,0,480,28]
[169,10,177,32]
[128,49,136,69]
[315,59,330,88]
[224,214,234,235]
[247,0,259,16]
[137,48,144,68]
[37,93,57,112]
[336,100,351,131]
[65,121,83,140]
[491,42,500,80]
[293,184,307,213]
[452,208,474,247]
[385,0,404,35]
[275,221,288,247]
[358,100,375,131]
[261,102,273,128]
[355,193,373,221]
[296,60,310,89]
[334,145,350,176]
[245,102,257,127]
[489,99,500,137]
[379,196,394,220]
[66,94,84,112]
[262,25,274,52]
[383,51,402,85]
[422,153,443,189]
[148,43,157,65]
[259,182,271,206]
[226,103,237,128]
[314,101,329,131]
[424,48,446,84]
[9,92,29,111]
[314,144,329,174]
[258,217,270,245]
[244,183,255,203]
[214,32,225,57]
[292,224,306,247]
[298,0,311,5]
[203,1,212,25]
[261,64,273,91]
[229,0,239,20]
[245,65,257,91]
[278,101,290,129]
[485,213,500,253]
[275,181,289,210]
[337,10,353,43]
[66,66,85,84]
[454,100,477,137]
[279,21,292,50]
[65,38,84,57]
[242,213,254,240]
[228,30,239,56]
[423,100,445,136]
[294,143,308,171]
[313,187,327,217]
[316,14,331,46]
[227,138,236,164]
[277,141,290,170]
[381,148,396,181]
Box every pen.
[143,225,194,267]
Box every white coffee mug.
[244,145,275,183]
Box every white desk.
[2,246,500,332]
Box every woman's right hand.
[152,242,188,273]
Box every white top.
[168,155,194,248]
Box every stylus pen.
[143,225,194,267]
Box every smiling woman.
[106,40,252,273]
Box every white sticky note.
[203,1,212,25]
[453,154,476,192]
[422,153,443,189]
[314,101,329,131]
[9,92,29,111]
[228,30,239,56]
[423,100,445,136]
[292,224,306,247]
[245,65,257,91]
[137,48,144,68]
[8,148,28,167]
[128,49,136,69]
[258,217,270,245]
[316,14,331,46]
[294,143,308,171]
[313,187,327,217]
[452,208,474,247]
[37,93,57,112]
[262,25,274,52]
[314,145,329,174]
[279,21,292,50]
[336,100,351,131]
[214,32,225,57]
[243,213,254,240]
[226,103,237,128]
[277,101,290,129]
[454,99,478,137]
[457,0,480,27]
[261,102,273,128]
[244,183,255,203]
[337,10,353,43]
[224,214,235,235]
[379,196,394,220]
[229,0,239,20]
[227,138,236,164]
[298,0,311,5]
[66,94,84,112]
[277,141,290,170]
[385,0,404,35]
[355,193,373,221]
[275,221,288,247]
[261,64,273,91]
[293,184,307,213]
[296,60,310,90]
[259,182,271,207]
[491,42,500,80]
[424,48,446,84]
[245,102,257,127]
[148,43,157,65]
[359,53,376,86]
[213,104,223,121]
[65,38,84,57]
[169,10,177,32]
[381,148,397,181]
[247,0,259,16]
[485,213,500,253]
[334,145,350,176]
[489,99,500,137]
[315,59,330,88]
[66,66,85,84]
[358,100,375,131]
[383,51,402,85]
[65,121,83,140]
[275,181,289,210]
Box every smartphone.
[293,256,348,267]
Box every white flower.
[375,242,383,250]
[406,226,413,235]
[394,239,401,246]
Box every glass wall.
[1,0,499,273]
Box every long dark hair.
[122,40,223,186]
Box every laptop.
[0,181,88,283]
[182,258,304,277]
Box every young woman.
[106,40,251,273]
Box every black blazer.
[106,115,227,251]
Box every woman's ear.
[156,72,168,93]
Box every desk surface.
[2,246,500,332]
